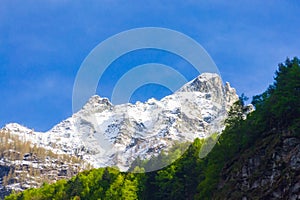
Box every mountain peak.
[81,95,113,113]
[177,73,222,93]
[3,123,32,134]
[86,95,111,104]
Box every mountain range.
[2,73,238,172]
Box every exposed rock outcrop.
[216,130,300,199]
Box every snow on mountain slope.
[2,73,238,171]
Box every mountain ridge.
[2,73,238,172]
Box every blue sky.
[0,0,299,131]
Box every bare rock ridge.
[2,73,239,171]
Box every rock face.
[216,130,300,199]
[2,73,238,172]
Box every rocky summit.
[2,73,238,172]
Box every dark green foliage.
[6,57,300,200]
[252,57,300,132]
[151,138,204,200]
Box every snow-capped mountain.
[2,73,238,171]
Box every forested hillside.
[5,57,300,200]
